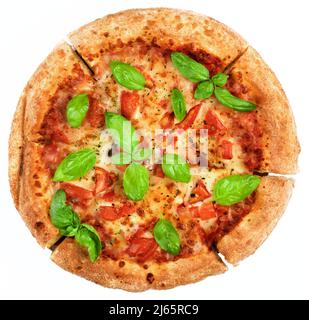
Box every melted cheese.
[69,43,256,259]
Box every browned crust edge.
[8,87,27,209]
[68,7,248,72]
[217,176,294,265]
[51,241,226,292]
[18,142,60,247]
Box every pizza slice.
[217,176,294,264]
[21,42,104,145]
[224,46,300,174]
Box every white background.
[0,0,308,300]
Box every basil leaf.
[214,87,256,112]
[194,80,214,100]
[105,112,139,153]
[213,174,261,206]
[154,219,180,255]
[162,154,191,183]
[171,88,186,121]
[123,162,149,201]
[66,94,89,128]
[75,224,102,262]
[110,61,145,90]
[50,189,80,236]
[111,152,132,165]
[212,73,229,87]
[171,52,209,82]
[53,148,96,182]
[132,147,152,161]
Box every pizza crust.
[68,8,248,75]
[9,87,27,208]
[217,176,294,265]
[18,142,59,247]
[51,239,226,291]
[226,47,300,174]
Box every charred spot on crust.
[34,221,44,231]
[34,181,41,188]
[118,261,125,268]
[147,273,154,284]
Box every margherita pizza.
[9,8,300,291]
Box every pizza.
[9,8,300,291]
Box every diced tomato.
[100,191,123,202]
[159,112,174,129]
[87,97,105,128]
[175,104,201,130]
[189,206,200,217]
[97,202,135,221]
[198,202,217,220]
[42,143,63,169]
[177,204,199,219]
[94,167,117,195]
[220,140,233,159]
[118,202,136,217]
[121,91,140,120]
[188,180,211,204]
[97,206,119,221]
[204,110,226,136]
[60,183,93,208]
[127,238,158,262]
[153,164,165,178]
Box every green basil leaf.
[214,87,256,112]
[53,148,96,182]
[212,73,229,87]
[194,80,214,100]
[66,94,89,128]
[154,219,180,255]
[110,61,145,90]
[132,147,152,161]
[213,174,261,206]
[105,112,139,153]
[162,154,191,183]
[50,189,80,236]
[171,88,186,121]
[111,152,132,165]
[171,52,209,82]
[75,224,102,262]
[123,162,149,201]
